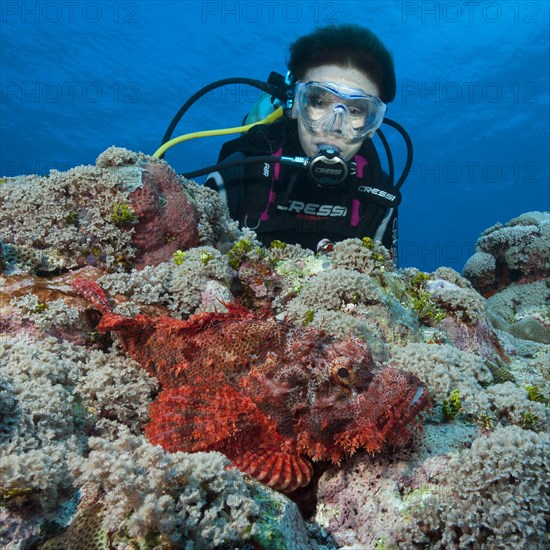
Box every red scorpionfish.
[73,278,430,493]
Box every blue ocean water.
[1,0,548,272]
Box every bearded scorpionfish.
[73,278,430,493]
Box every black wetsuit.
[205,118,400,254]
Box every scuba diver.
[155,24,412,259]
[203,24,403,255]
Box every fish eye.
[330,360,355,387]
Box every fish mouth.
[333,380,431,456]
[398,384,430,424]
[408,385,428,410]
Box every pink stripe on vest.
[260,147,282,221]
[350,154,369,227]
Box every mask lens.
[303,88,334,120]
[296,82,386,140]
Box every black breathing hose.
[381,118,413,190]
[160,78,286,157]
[181,156,280,179]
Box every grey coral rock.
[401,425,549,549]
[463,251,496,288]
[388,343,493,417]
[0,164,136,272]
[487,281,550,343]
[70,432,259,547]
[463,211,549,295]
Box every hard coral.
[402,425,549,549]
[485,382,549,432]
[282,268,419,360]
[419,267,512,366]
[388,343,493,419]
[0,165,135,273]
[437,313,510,366]
[184,179,257,252]
[0,335,86,519]
[69,432,259,547]
[429,267,486,324]
[487,281,550,344]
[313,422,478,549]
[462,251,496,290]
[0,147,238,274]
[463,211,549,296]
[168,246,234,316]
[127,162,200,268]
[96,246,234,320]
[329,237,395,276]
[0,266,110,345]
[1,185,548,549]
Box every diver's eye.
[309,96,326,109]
[348,107,364,117]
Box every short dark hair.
[287,24,396,103]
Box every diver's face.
[296,65,381,161]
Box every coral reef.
[0,333,323,549]
[314,422,478,548]
[487,280,550,344]
[463,210,549,296]
[0,147,248,275]
[69,433,259,547]
[401,425,549,549]
[0,266,113,345]
[315,423,549,549]
[388,343,493,419]
[1,153,548,549]
[116,160,201,268]
[98,245,235,318]
[463,211,550,345]
[282,268,419,362]
[330,236,394,276]
[1,335,87,550]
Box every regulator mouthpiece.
[307,145,348,187]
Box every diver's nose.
[329,105,345,134]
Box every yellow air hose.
[152,106,283,159]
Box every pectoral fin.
[145,383,261,453]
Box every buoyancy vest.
[209,118,401,251]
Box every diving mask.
[293,81,387,142]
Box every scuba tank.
[243,92,280,126]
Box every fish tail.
[71,278,113,315]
